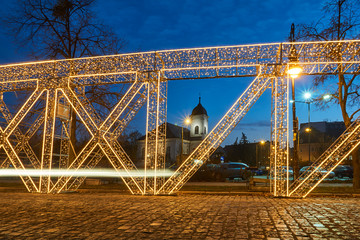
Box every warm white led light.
[0,169,176,177]
[0,40,359,197]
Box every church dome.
[191,97,208,116]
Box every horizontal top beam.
[0,40,360,91]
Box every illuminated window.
[195,126,199,134]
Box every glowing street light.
[288,23,302,79]
[257,140,266,168]
[292,92,330,165]
[304,92,312,101]
[180,117,191,166]
[288,64,303,79]
[323,94,331,101]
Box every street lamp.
[290,93,332,167]
[288,23,302,180]
[287,24,302,79]
[304,92,312,165]
[180,117,191,166]
[256,140,266,168]
[290,92,313,165]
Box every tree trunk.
[353,147,360,189]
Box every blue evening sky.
[0,0,346,146]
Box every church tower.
[190,97,208,150]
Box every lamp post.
[288,23,302,180]
[180,117,191,166]
[290,92,312,165]
[256,140,266,168]
[304,92,312,165]
[292,93,331,165]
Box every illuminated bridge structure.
[0,40,360,197]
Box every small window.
[195,126,199,134]
[204,127,206,134]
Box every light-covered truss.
[159,66,274,194]
[0,40,360,196]
[289,116,360,198]
[270,74,290,197]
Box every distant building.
[298,121,349,166]
[137,97,211,167]
[223,141,270,168]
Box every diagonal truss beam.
[159,69,272,194]
[52,79,146,193]
[0,98,42,169]
[66,87,148,191]
[0,88,45,192]
[289,116,360,198]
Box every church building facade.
[136,97,208,167]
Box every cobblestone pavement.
[1,192,360,239]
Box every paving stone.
[1,193,360,239]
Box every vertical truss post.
[270,76,290,197]
[144,71,167,194]
[39,89,58,193]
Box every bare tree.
[6,0,124,59]
[3,0,126,163]
[296,0,360,188]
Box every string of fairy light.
[0,40,360,196]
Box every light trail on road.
[0,169,175,178]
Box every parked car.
[299,166,335,179]
[212,162,251,181]
[333,165,353,178]
[248,167,266,176]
